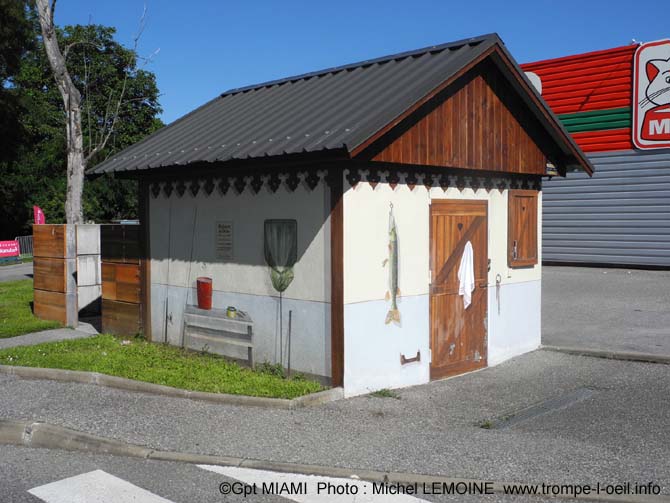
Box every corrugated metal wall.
[543,150,670,267]
[523,45,635,113]
[522,45,636,153]
[525,44,670,267]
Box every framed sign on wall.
[633,39,670,150]
[215,221,234,260]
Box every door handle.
[478,282,488,288]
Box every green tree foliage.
[0,11,162,237]
[0,0,33,163]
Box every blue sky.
[54,0,667,124]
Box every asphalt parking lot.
[0,443,575,503]
[542,266,670,356]
[1,349,668,492]
[0,264,668,499]
[0,262,33,283]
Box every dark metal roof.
[89,33,592,175]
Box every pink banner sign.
[33,205,45,225]
[0,240,20,258]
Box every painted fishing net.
[264,219,297,292]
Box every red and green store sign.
[522,40,670,153]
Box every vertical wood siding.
[543,150,670,267]
[370,63,551,174]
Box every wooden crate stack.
[101,224,142,335]
[33,225,78,326]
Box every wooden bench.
[182,305,254,367]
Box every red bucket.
[196,277,213,310]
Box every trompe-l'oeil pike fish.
[382,208,401,324]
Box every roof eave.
[91,147,352,179]
[349,38,500,158]
[488,46,594,177]
[349,39,595,177]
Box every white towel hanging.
[458,241,475,309]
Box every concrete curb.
[0,419,666,503]
[0,365,343,409]
[542,346,670,365]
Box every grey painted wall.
[543,149,670,267]
[151,284,331,378]
[148,178,332,379]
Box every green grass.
[370,388,401,399]
[479,419,494,429]
[0,334,324,399]
[0,280,60,338]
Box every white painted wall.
[344,295,430,395]
[148,178,331,378]
[487,280,541,366]
[343,179,430,396]
[146,172,542,389]
[342,176,542,396]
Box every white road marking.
[28,469,174,503]
[198,464,429,502]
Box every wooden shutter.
[508,190,538,267]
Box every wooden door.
[430,200,488,380]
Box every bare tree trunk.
[64,108,85,224]
[36,0,85,224]
[36,1,144,224]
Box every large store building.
[522,40,670,267]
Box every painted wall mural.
[264,219,298,293]
[383,203,401,325]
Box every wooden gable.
[362,61,556,176]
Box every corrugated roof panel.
[273,65,388,152]
[90,37,498,174]
[349,47,475,140]
[90,33,590,175]
[202,88,306,160]
[235,72,352,156]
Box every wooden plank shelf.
[182,305,254,367]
